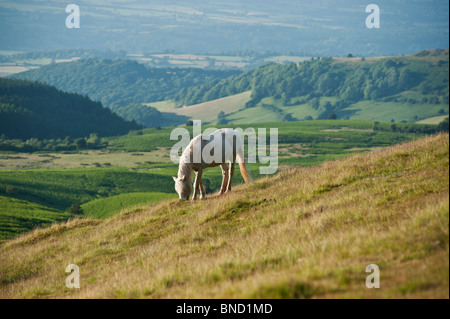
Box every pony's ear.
[180,175,186,181]
[172,176,177,182]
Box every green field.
[0,196,71,240]
[226,104,284,123]
[0,150,170,170]
[107,120,429,152]
[341,100,448,123]
[81,192,178,219]
[0,168,176,210]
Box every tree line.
[0,133,108,153]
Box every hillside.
[0,133,448,298]
[164,91,251,124]
[0,78,140,140]
[416,115,449,125]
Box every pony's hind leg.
[219,163,229,195]
[226,161,235,192]
[192,169,203,201]
[199,179,206,200]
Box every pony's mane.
[178,160,193,181]
[177,141,194,195]
[178,134,200,180]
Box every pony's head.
[172,175,191,200]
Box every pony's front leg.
[192,169,202,201]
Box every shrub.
[67,204,84,215]
[328,112,337,120]
[436,117,449,132]
[5,185,19,195]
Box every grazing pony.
[173,128,252,200]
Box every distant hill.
[11,59,239,108]
[171,50,449,123]
[0,78,141,140]
[10,51,450,126]
[10,58,238,127]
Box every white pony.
[173,128,252,200]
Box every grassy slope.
[341,100,447,123]
[0,134,448,298]
[155,92,448,125]
[417,116,449,125]
[143,100,178,111]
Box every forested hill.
[174,49,449,110]
[11,59,240,108]
[0,78,141,140]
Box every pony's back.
[181,128,252,184]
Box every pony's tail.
[236,146,253,184]
[239,162,253,184]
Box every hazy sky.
[0,0,448,55]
